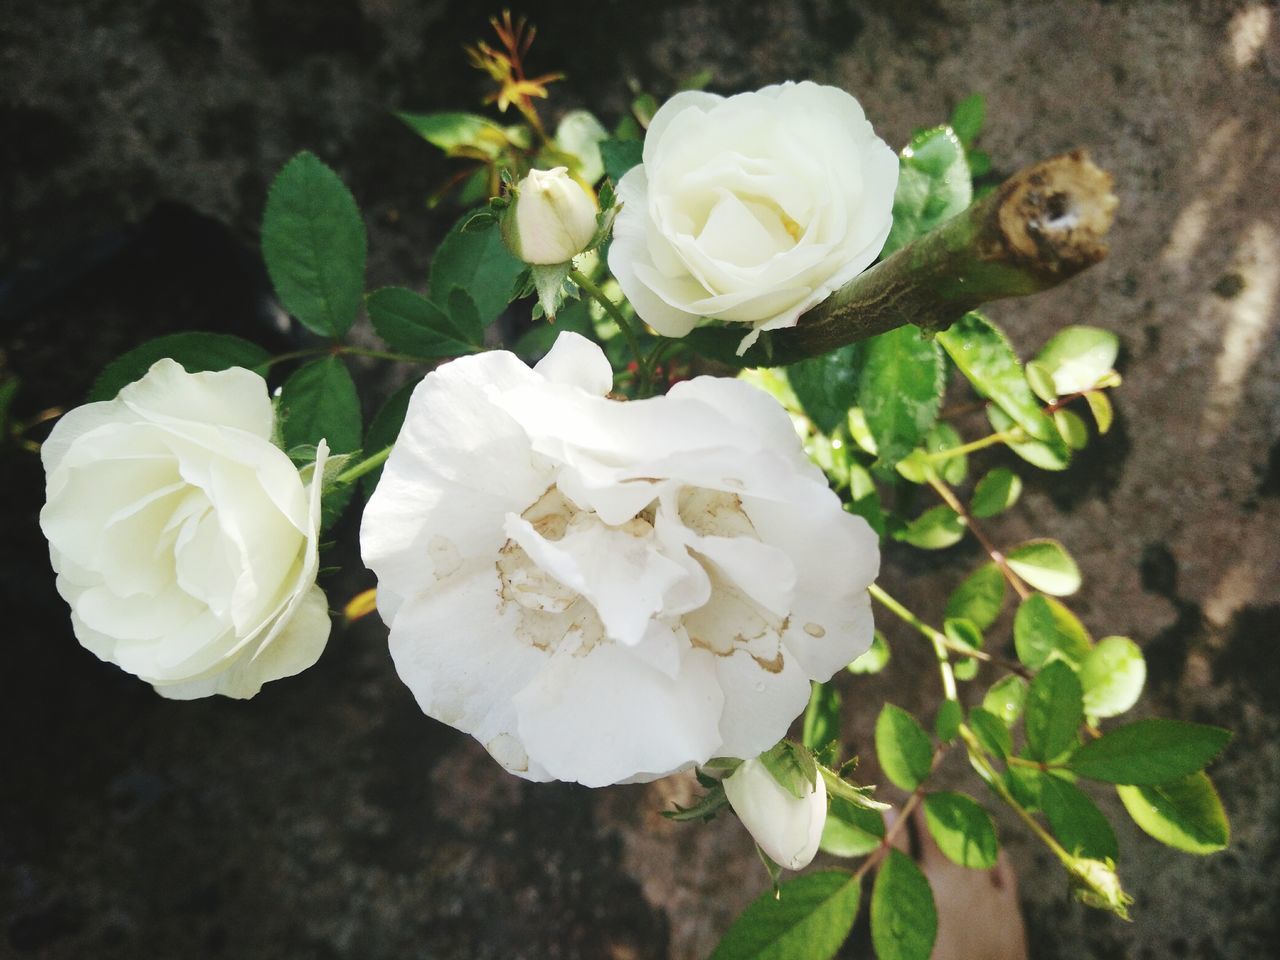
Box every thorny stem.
[925,472,1033,600]
[570,269,651,385]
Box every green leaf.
[988,405,1070,471]
[821,793,886,858]
[1007,540,1082,597]
[278,357,362,455]
[1054,409,1090,450]
[968,706,1012,760]
[803,682,842,757]
[983,676,1028,725]
[935,700,963,743]
[896,505,965,549]
[88,333,270,403]
[923,791,999,869]
[600,139,643,183]
[950,93,986,148]
[1025,360,1059,403]
[883,126,972,256]
[1036,325,1119,394]
[786,344,864,434]
[970,467,1022,518]
[1080,636,1146,719]
[1005,765,1044,811]
[1117,772,1229,854]
[397,111,512,159]
[945,563,1006,631]
[925,421,968,484]
[428,212,525,327]
[938,313,1061,447]
[1039,774,1119,860]
[360,381,416,497]
[875,705,933,791]
[848,631,891,675]
[1013,594,1092,670]
[262,151,367,338]
[710,871,860,960]
[858,325,944,469]
[871,850,937,960]
[1068,719,1232,785]
[847,408,878,455]
[555,109,609,183]
[946,617,983,682]
[1025,661,1084,762]
[760,741,819,800]
[366,286,482,358]
[943,617,984,654]
[663,783,730,823]
[1086,391,1114,434]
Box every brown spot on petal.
[804,622,826,638]
[752,652,785,674]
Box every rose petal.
[516,642,723,787]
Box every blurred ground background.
[2,0,1278,957]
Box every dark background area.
[3,1,1279,957]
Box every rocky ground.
[2,1,1278,957]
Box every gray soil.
[2,1,1278,958]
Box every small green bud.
[1068,857,1133,920]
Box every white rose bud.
[39,359,332,699]
[503,166,597,265]
[723,757,828,871]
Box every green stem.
[925,472,1032,601]
[264,345,462,371]
[959,724,1076,867]
[260,348,328,369]
[335,445,392,485]
[922,431,1015,462]
[569,268,649,383]
[868,583,957,701]
[340,345,465,363]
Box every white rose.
[39,359,332,699]
[360,332,878,787]
[503,166,598,265]
[723,757,828,870]
[608,81,899,353]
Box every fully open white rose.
[608,81,898,353]
[723,757,828,870]
[40,359,332,699]
[361,332,878,787]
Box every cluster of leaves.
[706,98,1230,960]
